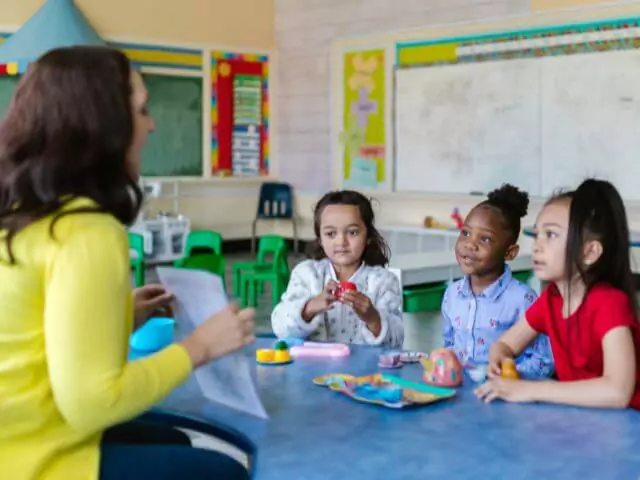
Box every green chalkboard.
[141,74,203,177]
[0,75,203,177]
[0,76,20,121]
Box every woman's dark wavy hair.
[548,179,638,315]
[308,190,390,267]
[0,46,143,263]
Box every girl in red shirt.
[475,179,640,409]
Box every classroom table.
[160,339,640,480]
[388,250,533,288]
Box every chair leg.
[248,279,258,307]
[251,220,258,255]
[292,219,298,255]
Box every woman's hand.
[302,280,338,321]
[133,284,174,328]
[474,378,537,404]
[340,290,382,335]
[181,304,255,368]
[487,341,515,378]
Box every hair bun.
[487,183,529,219]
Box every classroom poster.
[342,49,386,189]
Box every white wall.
[270,0,640,247]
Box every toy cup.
[379,352,402,368]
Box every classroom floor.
[145,253,442,353]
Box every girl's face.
[126,71,155,180]
[319,204,367,269]
[533,198,570,282]
[455,205,517,278]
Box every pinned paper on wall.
[342,49,386,189]
[346,156,378,190]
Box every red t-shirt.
[526,283,640,409]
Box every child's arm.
[477,327,637,408]
[488,319,540,377]
[271,262,329,339]
[514,334,554,379]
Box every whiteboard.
[395,49,640,201]
[541,50,640,198]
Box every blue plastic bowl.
[130,317,175,352]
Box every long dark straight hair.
[308,190,390,267]
[551,179,637,315]
[0,46,143,263]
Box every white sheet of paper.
[156,267,268,420]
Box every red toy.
[451,208,464,230]
[336,281,357,300]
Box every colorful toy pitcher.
[420,348,463,387]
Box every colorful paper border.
[210,51,269,177]
[0,38,203,75]
[396,16,640,67]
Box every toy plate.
[256,359,293,367]
[313,373,456,409]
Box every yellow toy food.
[274,350,291,363]
[256,349,275,362]
[501,359,520,379]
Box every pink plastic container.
[289,342,351,358]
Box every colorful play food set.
[256,340,293,366]
[335,281,357,300]
[378,352,402,369]
[420,348,463,387]
[313,373,456,409]
[500,358,520,379]
[128,317,175,360]
[289,342,351,358]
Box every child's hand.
[302,280,338,321]
[474,378,537,404]
[340,290,381,334]
[487,341,515,378]
[133,284,174,328]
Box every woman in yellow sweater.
[0,47,255,479]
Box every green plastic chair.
[232,235,288,298]
[240,245,290,308]
[174,230,226,289]
[183,230,223,256]
[174,253,227,291]
[128,232,145,287]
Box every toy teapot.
[420,348,463,387]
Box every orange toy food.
[256,349,275,362]
[501,359,520,379]
[273,350,291,363]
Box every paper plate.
[313,373,456,409]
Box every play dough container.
[129,317,175,352]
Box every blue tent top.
[0,0,105,71]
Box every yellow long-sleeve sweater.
[0,197,192,479]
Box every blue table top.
[161,339,640,479]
